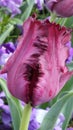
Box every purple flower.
[66,41,73,63]
[12,0,23,5]
[0,42,15,65]
[0,92,12,128]
[0,0,23,16]
[29,108,47,130]
[0,42,15,79]
[0,99,4,107]
[0,92,5,98]
[1,105,11,126]
[0,124,12,130]
[67,128,73,130]
[54,113,65,130]
[29,108,65,130]
[35,0,44,10]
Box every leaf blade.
[38,91,73,130]
[0,79,22,130]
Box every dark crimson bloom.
[1,15,73,106]
[45,0,73,17]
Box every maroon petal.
[1,16,73,106]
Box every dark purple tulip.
[1,16,73,106]
[45,0,73,17]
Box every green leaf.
[59,76,73,94]
[10,18,23,25]
[38,91,73,130]
[26,0,30,4]
[0,79,22,130]
[0,24,14,45]
[21,0,34,21]
[62,97,73,130]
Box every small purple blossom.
[67,128,73,130]
[0,99,4,107]
[0,42,15,79]
[0,0,23,16]
[29,108,65,130]
[66,41,73,63]
[0,42,15,65]
[35,0,44,10]
[0,92,12,129]
[0,73,7,80]
[1,106,11,126]
[28,109,40,130]
[0,92,5,98]
[0,124,12,130]
[54,113,65,130]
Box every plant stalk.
[19,103,32,130]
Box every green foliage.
[0,24,14,44]
[39,91,73,130]
[0,79,22,130]
[21,0,34,21]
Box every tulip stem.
[19,103,32,130]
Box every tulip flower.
[1,15,73,106]
[45,0,73,17]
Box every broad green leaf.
[65,16,73,43]
[62,97,73,130]
[0,24,14,45]
[0,79,22,130]
[21,0,34,21]
[65,16,73,27]
[38,91,73,130]
[26,0,30,4]
[59,76,73,93]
